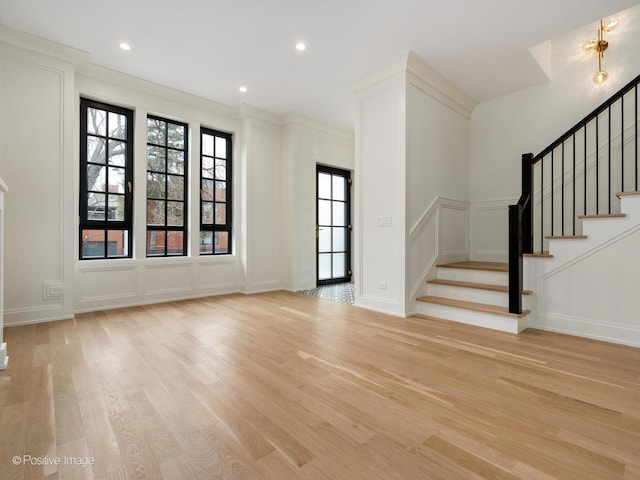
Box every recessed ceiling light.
[119,43,131,51]
[295,42,306,52]
[239,86,248,93]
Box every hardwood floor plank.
[2,291,640,479]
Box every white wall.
[469,5,640,260]
[281,114,354,292]
[354,52,475,316]
[0,41,81,325]
[406,76,473,311]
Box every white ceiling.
[0,0,637,129]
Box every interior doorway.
[316,165,351,286]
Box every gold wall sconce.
[583,18,619,84]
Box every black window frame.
[79,98,134,260]
[200,127,232,255]
[146,115,189,257]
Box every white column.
[0,177,8,370]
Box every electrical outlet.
[376,281,387,290]
[43,281,64,300]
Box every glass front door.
[317,165,351,285]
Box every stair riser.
[426,284,531,309]
[416,302,527,334]
[437,268,508,285]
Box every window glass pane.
[108,194,125,221]
[318,253,331,280]
[332,175,346,201]
[87,193,106,220]
[332,201,345,226]
[333,253,346,278]
[215,136,227,159]
[318,173,331,199]
[215,203,226,224]
[167,123,185,149]
[108,140,126,166]
[201,179,214,201]
[202,202,214,224]
[166,231,184,255]
[215,181,227,201]
[147,172,166,199]
[168,149,184,174]
[167,175,184,201]
[333,227,346,252]
[81,229,106,259]
[202,134,214,156]
[106,230,129,257]
[215,231,229,254]
[200,231,213,254]
[202,157,214,178]
[318,199,331,225]
[167,202,184,226]
[87,108,106,136]
[88,165,106,192]
[147,200,165,225]
[147,230,165,256]
[318,227,331,253]
[108,167,125,194]
[87,136,106,164]
[147,118,166,145]
[215,159,226,180]
[147,146,166,172]
[108,112,127,140]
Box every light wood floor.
[1,291,640,479]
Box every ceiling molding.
[0,25,89,65]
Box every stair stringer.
[524,196,640,347]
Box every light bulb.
[602,18,619,32]
[583,40,598,52]
[593,70,608,84]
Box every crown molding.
[0,25,89,65]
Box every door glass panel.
[318,227,331,253]
[318,173,331,199]
[108,167,125,194]
[333,253,346,278]
[318,253,332,280]
[332,176,345,201]
[332,227,345,252]
[332,201,345,226]
[318,200,331,225]
[88,137,106,164]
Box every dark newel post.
[521,153,533,254]
[508,204,522,314]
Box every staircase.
[413,74,640,343]
[416,262,530,334]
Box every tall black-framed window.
[79,98,134,260]
[200,128,232,255]
[146,116,188,256]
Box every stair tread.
[545,235,587,239]
[436,261,508,272]
[427,279,532,295]
[416,295,530,318]
[524,252,554,258]
[616,190,640,198]
[577,213,626,219]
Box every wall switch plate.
[376,216,392,227]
